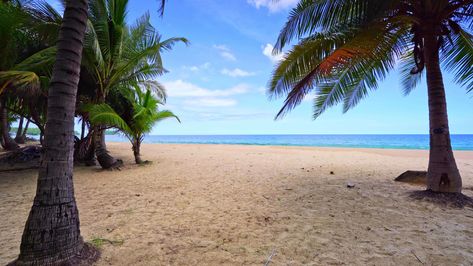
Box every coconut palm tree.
[0,0,61,149]
[0,1,27,150]
[87,87,180,164]
[81,0,187,169]
[8,1,97,264]
[269,0,472,193]
[11,0,169,264]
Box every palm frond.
[86,103,133,135]
[399,49,423,95]
[0,70,40,96]
[274,0,397,51]
[88,0,112,63]
[26,0,62,43]
[83,19,105,70]
[13,46,56,75]
[157,0,166,16]
[271,21,408,119]
[442,28,473,92]
[139,80,166,102]
[154,110,180,123]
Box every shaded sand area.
[1,143,473,265]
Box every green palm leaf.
[271,20,408,119]
[442,29,473,92]
[86,103,133,136]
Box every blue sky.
[58,0,472,135]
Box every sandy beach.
[1,143,473,265]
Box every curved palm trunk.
[93,125,122,169]
[11,1,99,265]
[74,132,96,166]
[0,100,19,150]
[423,34,462,193]
[132,140,143,164]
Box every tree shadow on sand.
[408,190,473,209]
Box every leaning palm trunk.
[424,34,462,193]
[74,132,96,166]
[11,1,99,265]
[21,119,30,140]
[15,117,25,144]
[93,125,122,169]
[0,100,19,150]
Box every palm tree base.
[8,242,100,266]
[409,189,473,209]
[2,141,20,151]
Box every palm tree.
[269,0,472,193]
[11,0,169,264]
[81,0,187,169]
[0,0,61,149]
[0,1,26,150]
[87,87,180,164]
[9,1,100,265]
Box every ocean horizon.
[105,134,473,151]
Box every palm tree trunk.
[80,119,86,140]
[93,125,122,169]
[15,117,26,144]
[132,140,143,164]
[423,33,462,193]
[22,119,30,139]
[0,99,19,150]
[11,1,99,265]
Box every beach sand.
[1,143,473,265]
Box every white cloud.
[257,87,267,95]
[185,62,211,72]
[247,0,298,12]
[262,43,285,63]
[183,98,237,107]
[221,68,255,77]
[213,45,237,61]
[164,80,249,98]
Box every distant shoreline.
[106,142,473,155]
[105,134,473,151]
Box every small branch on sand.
[411,250,424,264]
[264,249,276,266]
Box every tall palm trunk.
[423,33,462,193]
[93,125,122,169]
[0,99,19,150]
[11,1,99,265]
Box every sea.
[105,134,473,151]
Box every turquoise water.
[106,134,473,150]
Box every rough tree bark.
[21,119,30,139]
[423,32,462,193]
[0,100,19,150]
[80,119,86,140]
[93,125,122,169]
[10,1,100,265]
[15,117,26,144]
[132,140,143,164]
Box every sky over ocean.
[47,0,473,135]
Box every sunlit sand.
[1,143,472,265]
